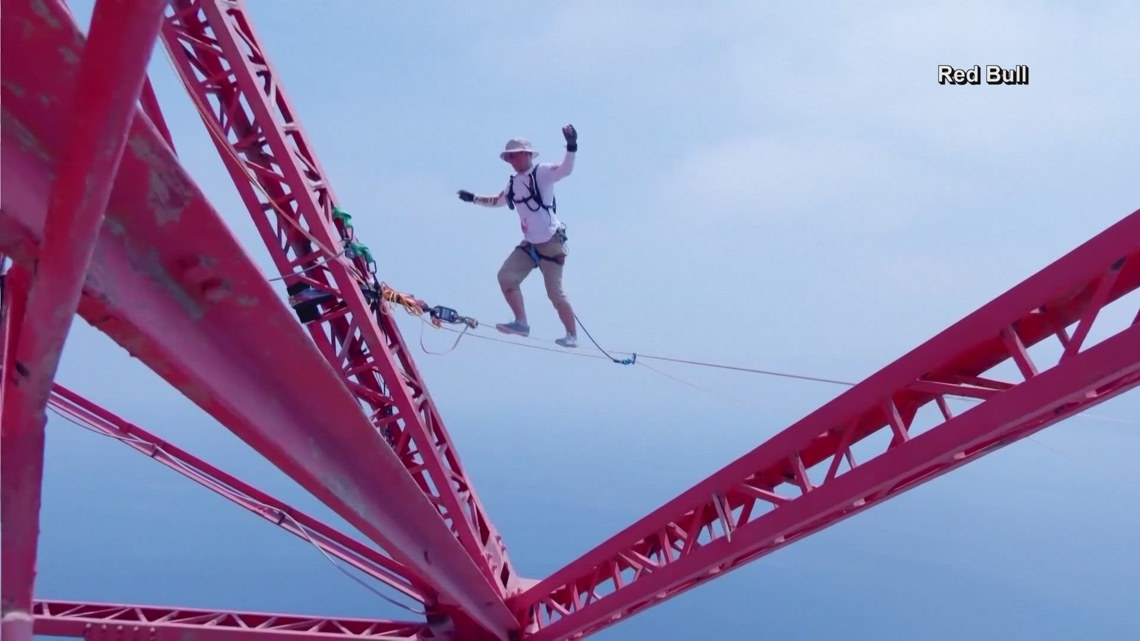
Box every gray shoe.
[495,321,530,337]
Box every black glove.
[457,190,474,202]
[562,124,577,152]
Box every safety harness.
[517,226,568,266]
[506,165,567,266]
[506,164,556,216]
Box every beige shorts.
[496,233,569,306]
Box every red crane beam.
[1,263,31,636]
[3,0,1132,638]
[32,600,428,641]
[512,209,1140,640]
[0,3,166,639]
[46,383,427,606]
[159,0,516,615]
[0,2,516,636]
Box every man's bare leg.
[554,299,575,337]
[502,286,527,325]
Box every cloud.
[610,0,1139,236]
[728,1,1140,157]
[656,131,952,229]
[460,1,1140,245]
[471,1,737,82]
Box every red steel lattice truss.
[1,0,1138,640]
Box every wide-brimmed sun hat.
[499,137,539,161]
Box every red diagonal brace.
[140,76,177,154]
[33,600,429,640]
[46,384,428,605]
[0,2,166,638]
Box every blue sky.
[31,1,1140,639]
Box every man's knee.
[498,251,530,291]
[498,267,522,292]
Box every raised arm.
[542,148,576,182]
[541,124,578,182]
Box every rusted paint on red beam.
[0,2,516,635]
[161,0,517,617]
[0,2,166,638]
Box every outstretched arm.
[542,124,578,182]
[458,189,507,207]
